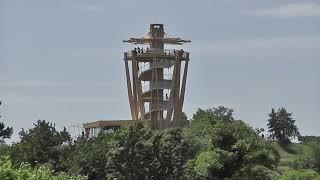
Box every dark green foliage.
[299,135,320,143]
[192,106,234,123]
[67,133,111,180]
[63,123,198,179]
[10,120,71,172]
[0,122,12,143]
[187,108,280,179]
[0,101,13,143]
[106,123,197,179]
[0,143,9,157]
[188,106,235,149]
[3,106,318,179]
[280,169,320,180]
[267,108,300,147]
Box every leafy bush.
[0,156,86,180]
[280,169,320,180]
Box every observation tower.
[123,24,190,129]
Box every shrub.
[0,156,86,180]
[280,169,320,180]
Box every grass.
[274,142,313,174]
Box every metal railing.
[124,49,189,60]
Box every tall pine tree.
[267,107,299,146]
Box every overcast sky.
[1,0,319,141]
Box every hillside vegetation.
[0,106,320,179]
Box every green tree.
[189,107,236,150]
[0,101,13,143]
[211,106,234,121]
[267,107,300,146]
[186,109,280,179]
[192,106,234,124]
[106,123,197,179]
[187,122,280,179]
[0,122,12,143]
[10,120,71,172]
[67,133,111,180]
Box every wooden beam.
[124,60,135,120]
[173,59,181,122]
[131,56,139,120]
[136,63,145,116]
[166,57,179,122]
[178,61,189,116]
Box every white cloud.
[249,3,320,18]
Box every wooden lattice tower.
[123,24,190,129]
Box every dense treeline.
[1,105,320,179]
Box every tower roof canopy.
[123,24,191,45]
